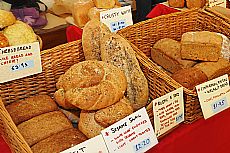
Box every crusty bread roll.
[168,0,185,8]
[78,110,105,138]
[17,111,73,146]
[101,33,149,111]
[31,128,87,153]
[82,19,111,60]
[54,60,127,110]
[88,7,108,21]
[0,10,16,29]
[93,0,115,9]
[95,97,133,127]
[0,33,9,48]
[186,0,206,9]
[6,95,58,125]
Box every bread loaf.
[17,111,73,146]
[101,33,149,111]
[31,128,87,153]
[172,67,208,90]
[93,0,115,9]
[88,7,107,21]
[0,33,9,48]
[181,31,223,61]
[78,110,105,138]
[82,20,111,60]
[194,58,230,80]
[95,97,133,127]
[151,38,196,73]
[6,95,58,125]
[72,0,95,28]
[54,60,127,110]
[0,10,16,28]
[186,0,206,9]
[168,0,185,8]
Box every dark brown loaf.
[171,67,208,90]
[17,111,73,146]
[168,0,185,8]
[100,33,149,111]
[31,128,87,153]
[6,95,58,125]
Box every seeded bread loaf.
[6,95,58,125]
[31,128,87,153]
[181,31,223,61]
[172,67,208,90]
[17,111,73,146]
[151,38,196,73]
[168,0,185,8]
[101,33,149,111]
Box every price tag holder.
[100,5,133,32]
[61,135,109,153]
[0,42,42,83]
[208,0,226,7]
[196,74,230,119]
[101,107,158,153]
[152,87,184,137]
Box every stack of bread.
[53,19,149,138]
[51,0,121,28]
[150,31,230,90]
[168,0,206,9]
[0,10,37,47]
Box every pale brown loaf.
[181,31,223,61]
[54,60,127,110]
[194,58,230,80]
[95,97,133,127]
[151,38,196,73]
[88,7,108,21]
[0,10,16,28]
[78,110,105,138]
[17,111,73,146]
[82,19,111,60]
[31,128,87,153]
[101,33,149,111]
[186,0,206,9]
[171,67,208,90]
[168,0,185,8]
[93,0,115,9]
[6,95,58,125]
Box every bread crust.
[0,10,16,28]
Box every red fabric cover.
[66,25,83,42]
[1,108,230,153]
[146,4,180,18]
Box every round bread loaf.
[0,10,16,29]
[54,60,127,110]
[0,33,9,48]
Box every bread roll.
[0,33,9,48]
[168,0,185,8]
[6,95,58,125]
[17,111,73,146]
[95,97,133,127]
[82,20,111,60]
[181,31,223,62]
[0,10,16,29]
[93,0,115,9]
[88,7,107,21]
[151,38,197,73]
[186,0,206,9]
[101,33,149,111]
[54,60,127,110]
[78,110,105,138]
[31,128,87,153]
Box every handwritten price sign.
[11,60,34,72]
[208,0,226,7]
[101,108,158,153]
[196,74,230,119]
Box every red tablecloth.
[1,107,230,153]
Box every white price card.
[196,74,230,119]
[61,135,109,153]
[101,107,158,153]
[152,87,184,137]
[0,42,42,83]
[100,5,133,32]
[208,0,226,7]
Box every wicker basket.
[0,38,173,152]
[117,8,230,124]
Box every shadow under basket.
[0,38,173,152]
[117,8,230,124]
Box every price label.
[152,87,184,137]
[196,74,230,119]
[101,108,158,153]
[208,0,226,7]
[0,42,42,83]
[61,135,108,153]
[100,5,133,32]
